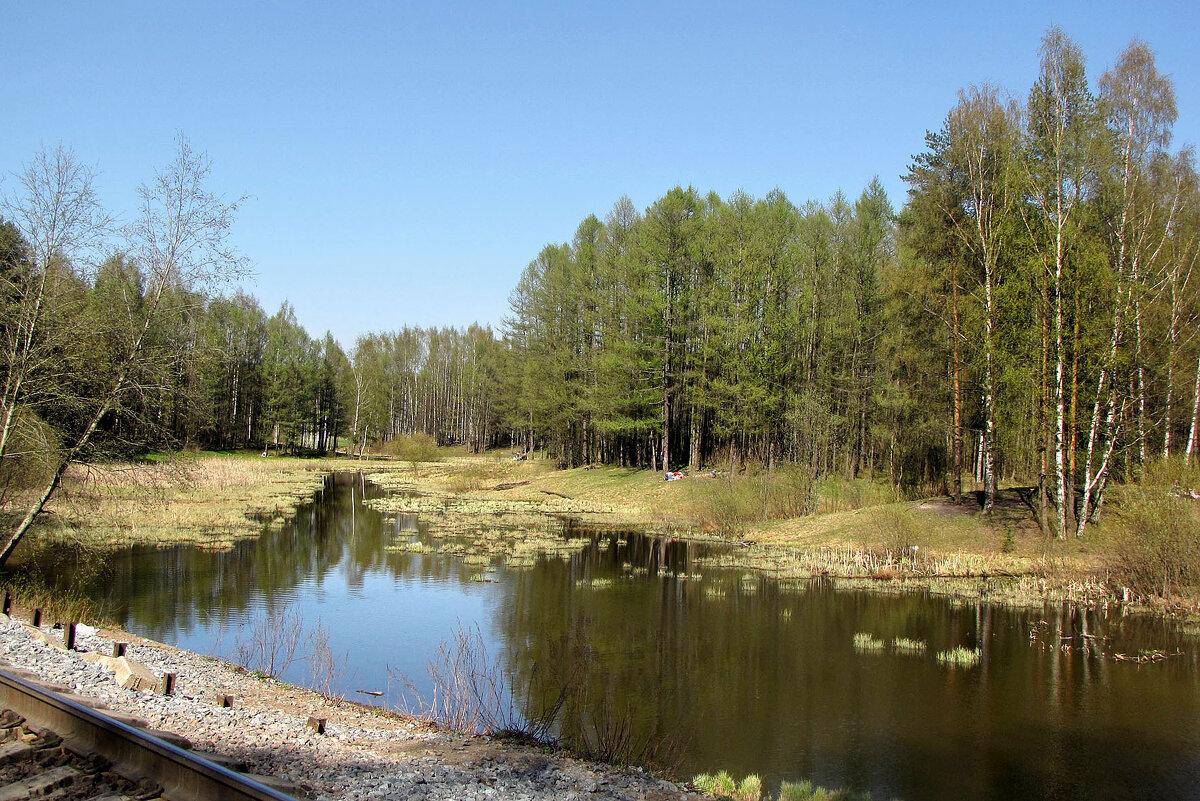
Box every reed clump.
[935,646,981,667]
[852,632,885,652]
[694,773,873,801]
[892,637,927,654]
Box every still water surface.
[24,473,1200,800]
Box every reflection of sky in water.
[159,555,501,709]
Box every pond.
[17,472,1200,801]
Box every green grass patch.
[892,637,927,654]
[852,632,885,652]
[936,645,981,667]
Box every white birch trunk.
[1187,353,1200,463]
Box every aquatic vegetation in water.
[385,540,435,554]
[853,632,885,652]
[892,637,927,654]
[777,778,874,801]
[694,772,871,801]
[936,645,981,667]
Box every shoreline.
[18,452,1199,624]
[0,609,692,801]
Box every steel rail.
[0,667,296,801]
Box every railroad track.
[0,667,296,801]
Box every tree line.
[2,28,1198,565]
[499,28,1200,539]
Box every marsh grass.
[36,455,346,550]
[777,779,874,801]
[892,637,927,654]
[935,645,981,667]
[0,576,111,626]
[695,773,871,801]
[852,632,885,652]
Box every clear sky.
[5,1,1197,349]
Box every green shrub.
[379,433,440,463]
[690,466,814,534]
[1109,458,1200,599]
[872,505,922,555]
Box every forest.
[2,28,1198,548]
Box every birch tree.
[1023,28,1100,538]
[909,86,1019,511]
[0,137,245,568]
[0,147,111,487]
[1072,39,1180,534]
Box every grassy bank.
[24,452,403,551]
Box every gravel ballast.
[0,615,693,800]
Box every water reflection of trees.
[24,473,497,638]
[491,533,1194,796]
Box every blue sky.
[5,1,1198,349]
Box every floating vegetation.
[1112,648,1184,663]
[694,540,1011,585]
[780,609,793,622]
[385,540,435,554]
[575,577,614,589]
[853,632,885,652]
[936,646,982,667]
[704,585,728,599]
[893,637,927,654]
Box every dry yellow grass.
[34,453,412,550]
